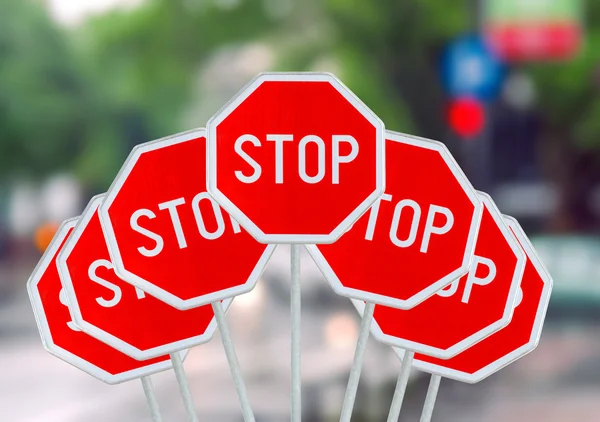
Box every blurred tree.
[320,0,471,145]
[0,0,86,178]
[70,0,277,190]
[529,0,600,231]
[4,0,600,231]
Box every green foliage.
[530,0,600,149]
[0,0,86,177]
[2,0,600,191]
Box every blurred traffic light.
[447,97,486,139]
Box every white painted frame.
[351,192,527,359]
[58,195,232,361]
[98,128,276,310]
[306,130,484,309]
[27,219,183,384]
[206,72,386,244]
[394,216,553,383]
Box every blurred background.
[1,0,599,420]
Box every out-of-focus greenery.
[2,0,600,200]
[0,0,86,178]
[531,1,600,148]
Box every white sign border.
[306,130,484,310]
[58,195,231,361]
[206,72,386,244]
[351,192,526,359]
[27,219,182,384]
[98,127,276,310]
[393,215,553,383]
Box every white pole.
[140,376,162,422]
[170,352,199,422]
[386,351,415,422]
[290,244,302,422]
[211,301,256,422]
[339,302,375,422]
[419,375,442,422]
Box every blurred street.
[2,247,600,421]
[2,0,600,420]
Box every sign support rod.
[419,374,442,422]
[170,352,199,422]
[211,301,255,422]
[386,351,415,422]
[339,302,375,422]
[141,376,163,422]
[291,244,302,422]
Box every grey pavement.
[1,247,599,421]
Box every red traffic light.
[447,97,486,139]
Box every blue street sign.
[441,34,506,101]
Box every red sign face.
[307,132,482,309]
[207,73,385,244]
[27,220,175,384]
[486,23,582,61]
[58,196,229,360]
[353,193,526,359]
[99,129,275,310]
[396,216,553,383]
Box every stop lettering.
[353,193,526,359]
[307,132,483,309]
[58,196,230,360]
[27,219,175,384]
[396,216,553,383]
[99,129,275,310]
[207,73,385,244]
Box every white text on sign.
[436,256,523,307]
[234,134,359,184]
[130,192,241,257]
[59,288,82,331]
[365,194,454,253]
[88,259,146,307]
[60,260,148,332]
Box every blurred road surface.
[1,246,599,421]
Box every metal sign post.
[141,376,164,422]
[307,132,481,421]
[27,220,175,421]
[171,352,200,422]
[99,130,278,420]
[389,215,553,421]
[419,375,442,422]
[207,72,385,421]
[385,351,414,422]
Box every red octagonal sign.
[307,132,482,309]
[59,196,228,360]
[395,216,553,383]
[353,193,526,358]
[27,220,176,384]
[100,129,275,310]
[207,73,385,244]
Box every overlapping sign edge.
[59,194,233,361]
[393,215,553,383]
[306,130,484,310]
[27,219,180,384]
[98,127,276,311]
[351,192,526,359]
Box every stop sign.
[395,216,553,383]
[58,196,231,360]
[99,129,275,310]
[353,193,526,358]
[207,72,385,244]
[27,219,177,384]
[307,132,482,309]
